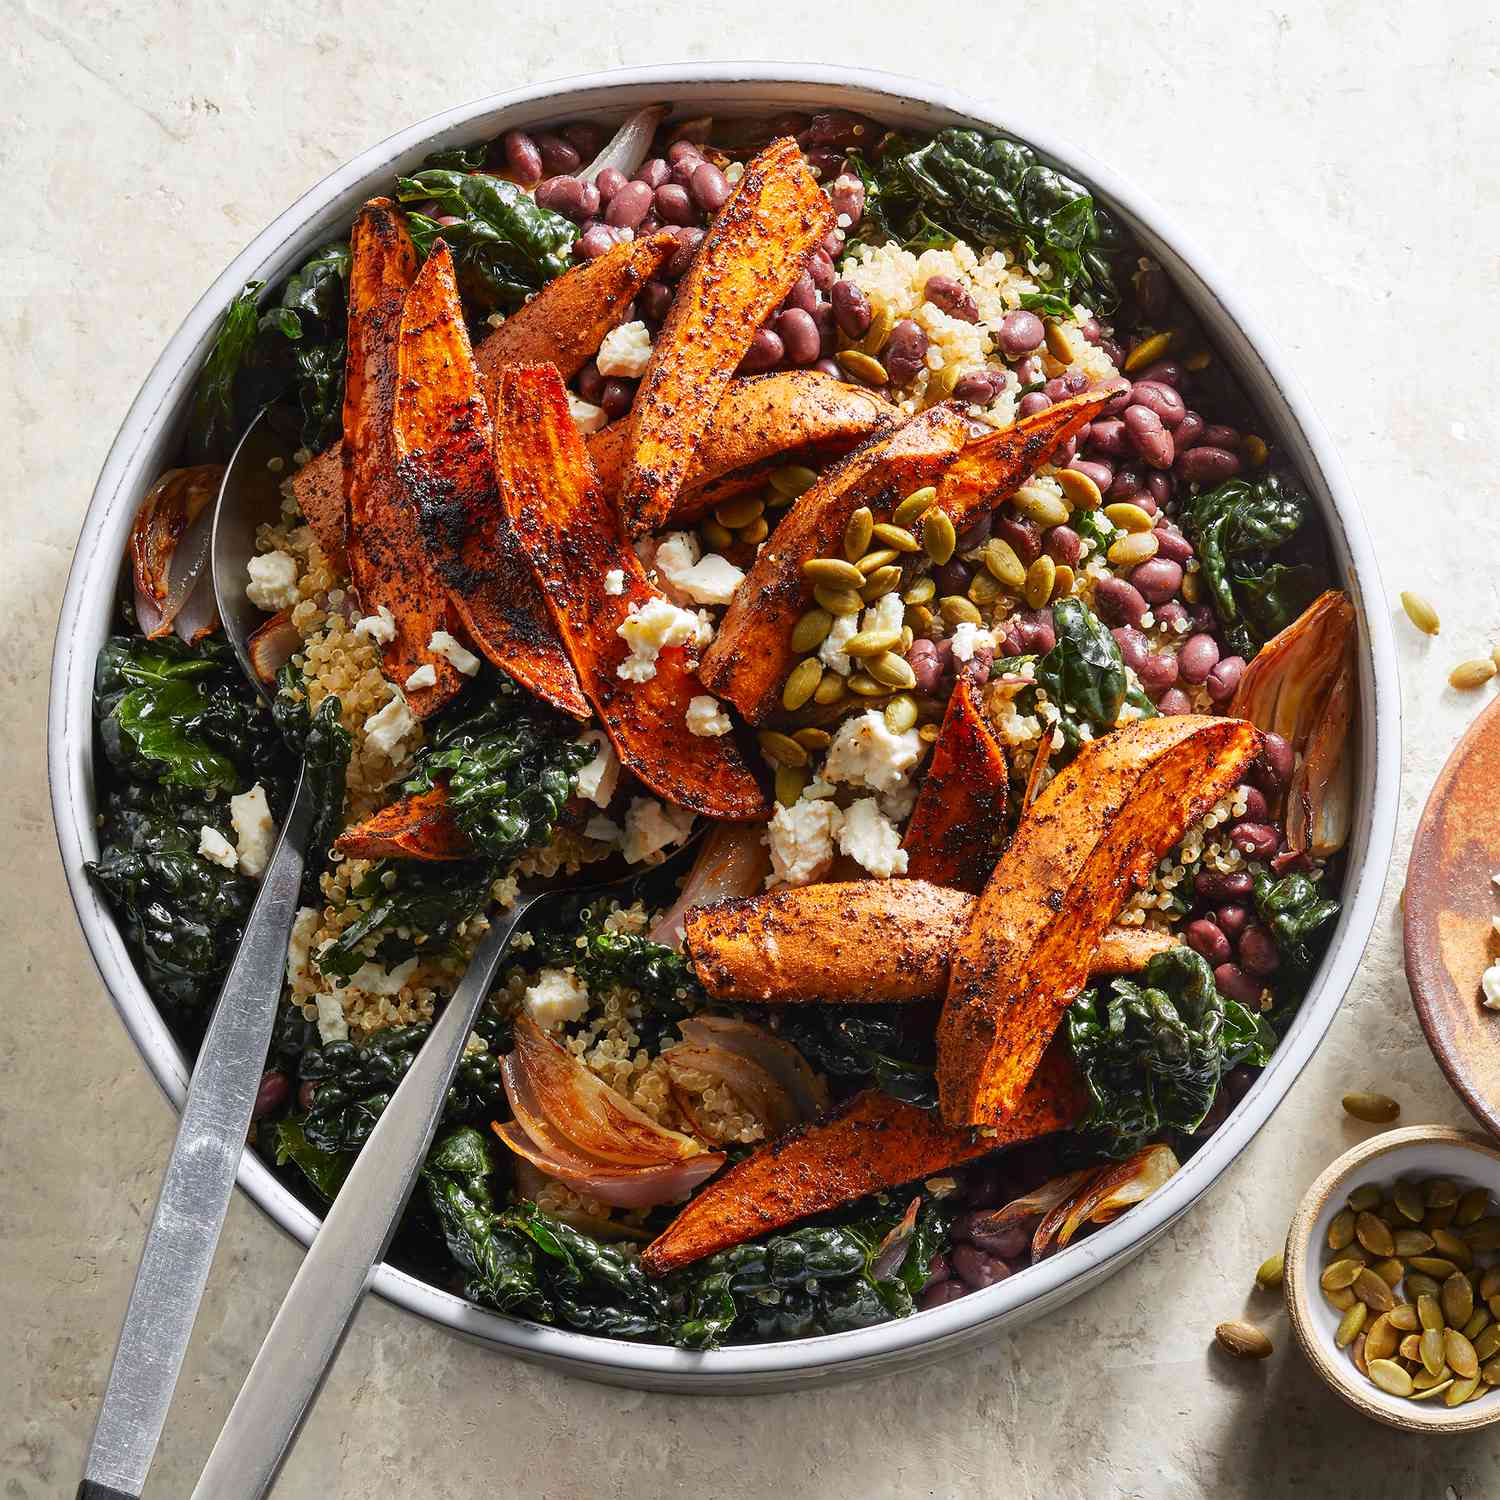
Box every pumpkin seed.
[740,515,769,545]
[1456,1188,1490,1227]
[1255,1252,1285,1291]
[791,609,834,653]
[1399,1334,1423,1361]
[906,603,935,633]
[1053,563,1076,596]
[1485,1359,1500,1386]
[922,509,957,565]
[1355,1267,1396,1311]
[1465,1217,1500,1251]
[1409,1378,1455,1403]
[868,651,917,690]
[982,537,1027,588]
[847,671,886,697]
[844,626,902,659]
[939,595,982,628]
[1181,571,1201,604]
[1325,1285,1358,1311]
[1124,330,1174,373]
[774,764,809,807]
[1054,467,1102,510]
[715,494,765,529]
[1352,1332,1369,1377]
[1364,1313,1398,1362]
[1356,1212,1396,1258]
[1440,1266,1476,1326]
[803,556,866,589]
[1418,1293,1445,1332]
[923,361,963,405]
[871,522,922,553]
[1342,1092,1400,1123]
[1449,658,1497,691]
[860,566,904,603]
[1426,1203,1458,1232]
[1464,1309,1493,1345]
[884,694,919,735]
[918,721,941,744]
[843,506,874,562]
[792,727,832,751]
[1214,1321,1272,1360]
[857,547,900,574]
[1328,1208,1357,1250]
[859,304,896,356]
[1447,1329,1481,1379]
[1482,1266,1500,1302]
[1388,1303,1421,1332]
[893,487,938,528]
[770,465,819,500]
[1103,501,1156,535]
[1368,1359,1415,1397]
[813,584,863,617]
[837,349,889,387]
[1244,434,1269,468]
[1107,531,1160,567]
[1341,1242,1373,1266]
[1409,1256,1460,1280]
[1400,591,1441,636]
[813,672,847,706]
[1377,1200,1404,1226]
[1406,1273,1443,1300]
[968,571,1002,607]
[1373,1258,1405,1288]
[1420,1328,1447,1376]
[1024,556,1057,609]
[1011,484,1071,528]
[1347,1183,1383,1213]
[1434,1228,1474,1268]
[701,517,734,549]
[758,730,808,768]
[1336,1301,1368,1348]
[781,658,824,712]
[1414,1365,1453,1393]
[1392,1181,1425,1222]
[1043,320,1078,363]
[903,575,936,606]
[1394,1229,1435,1257]
[1445,1374,1480,1406]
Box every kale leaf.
[273,1118,352,1201]
[396,169,576,313]
[188,281,263,462]
[766,1006,938,1110]
[1067,946,1276,1156]
[273,667,352,900]
[1182,473,1314,658]
[1252,864,1340,981]
[1036,597,1136,747]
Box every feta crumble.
[655,531,746,607]
[950,621,996,663]
[524,967,591,1028]
[766,798,843,887]
[837,797,908,878]
[824,710,925,793]
[604,569,626,596]
[1483,962,1500,1011]
[622,797,696,864]
[596,319,654,379]
[584,814,622,844]
[354,605,397,644]
[314,991,349,1043]
[686,694,732,737]
[348,955,419,996]
[617,596,708,682]
[245,550,300,611]
[429,630,481,676]
[229,783,274,877]
[198,826,237,870]
[364,694,417,761]
[574,730,620,808]
[286,906,320,990]
[819,613,859,676]
[404,663,438,691]
[568,393,608,434]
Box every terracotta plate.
[1405,692,1500,1136]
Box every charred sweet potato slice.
[394,242,588,719]
[685,880,1177,1005]
[937,714,1263,1127]
[586,372,899,518]
[640,1045,1087,1274]
[901,678,1009,892]
[291,232,676,566]
[343,200,464,717]
[617,137,836,536]
[493,362,768,820]
[334,786,470,861]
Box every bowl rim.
[47,61,1402,1392]
[1282,1125,1500,1432]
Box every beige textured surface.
[5,2,1500,1495]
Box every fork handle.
[189,893,537,1500]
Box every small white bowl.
[1284,1125,1500,1432]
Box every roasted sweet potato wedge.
[617,137,835,536]
[640,1045,1088,1274]
[343,200,464,718]
[493,362,768,820]
[685,879,1177,1004]
[937,714,1263,1127]
[292,232,676,568]
[901,677,1009,892]
[586,372,899,519]
[394,241,588,719]
[334,785,471,861]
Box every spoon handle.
[78,770,313,1500]
[189,890,539,1500]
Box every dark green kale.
[188,280,263,463]
[850,128,1123,316]
[1066,946,1276,1157]
[273,666,352,900]
[1252,864,1340,985]
[395,169,576,313]
[1036,597,1149,748]
[766,1006,938,1110]
[1182,473,1319,658]
[273,1118,352,1201]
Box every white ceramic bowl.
[48,63,1401,1393]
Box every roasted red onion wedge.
[649,823,770,948]
[492,1121,723,1210]
[1048,1143,1179,1251]
[129,465,224,640]
[676,1015,827,1119]
[245,610,301,687]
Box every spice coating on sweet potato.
[684,880,1179,1005]
[901,677,1009,892]
[493,362,768,820]
[394,241,588,719]
[640,1046,1087,1274]
[342,200,464,717]
[334,785,470,861]
[617,138,836,536]
[937,715,1263,1127]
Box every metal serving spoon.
[78,409,316,1500]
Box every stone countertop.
[5,3,1500,1495]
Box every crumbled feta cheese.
[524,967,591,1028]
[837,797,909,878]
[766,797,844,887]
[1483,963,1500,1011]
[802,778,838,800]
[429,629,480,676]
[824,710,925,793]
[604,569,626,596]
[198,826,237,870]
[880,781,920,822]
[862,591,906,637]
[655,531,746,607]
[364,694,417,761]
[584,814,622,844]
[596,319,654,379]
[950,621,995,663]
[574,730,620,808]
[286,906,320,989]
[245,550,300,611]
[314,990,349,1044]
[819,612,859,676]
[354,605,396,644]
[349,955,419,996]
[229,783,275,877]
[686,694,732,737]
[568,393,608,434]
[404,663,438,691]
[622,797,696,864]
[617,596,706,682]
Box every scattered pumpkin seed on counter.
[1318,1174,1500,1407]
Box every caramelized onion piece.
[129,466,223,640]
[649,822,770,949]
[246,610,301,686]
[676,1015,827,1119]
[1049,1144,1179,1251]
